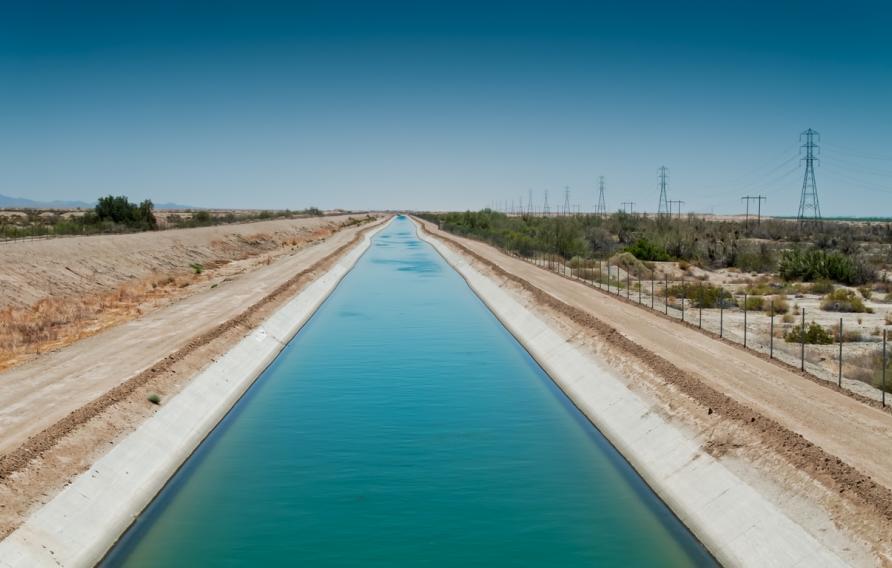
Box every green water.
[105,216,715,566]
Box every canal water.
[105,216,715,566]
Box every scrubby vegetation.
[820,289,870,313]
[0,197,328,240]
[778,248,874,285]
[784,322,834,344]
[422,210,886,284]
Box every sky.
[1,0,891,215]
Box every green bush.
[784,322,834,344]
[190,263,204,275]
[740,295,764,311]
[808,279,834,294]
[820,289,868,313]
[778,248,874,285]
[626,238,670,262]
[147,393,161,405]
[664,283,729,308]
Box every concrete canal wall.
[415,218,850,568]
[0,219,391,568]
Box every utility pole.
[596,176,607,215]
[668,200,684,219]
[543,189,550,217]
[527,189,534,216]
[562,187,571,217]
[657,166,670,218]
[797,128,822,225]
[742,195,767,228]
[621,201,635,214]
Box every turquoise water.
[105,216,715,566]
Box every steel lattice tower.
[562,186,571,216]
[527,189,534,215]
[797,128,822,225]
[543,189,550,216]
[596,176,607,215]
[657,166,670,218]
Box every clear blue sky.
[2,1,891,215]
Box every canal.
[104,216,715,566]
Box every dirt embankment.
[417,219,892,563]
[0,214,372,371]
[0,216,386,539]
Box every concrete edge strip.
[413,218,849,568]
[0,218,392,568]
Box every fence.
[516,250,889,407]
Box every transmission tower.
[543,190,550,216]
[657,166,670,218]
[596,176,607,215]
[797,128,822,225]
[562,186,571,216]
[527,189,534,216]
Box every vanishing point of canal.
[105,216,715,566]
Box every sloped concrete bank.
[0,218,391,568]
[414,219,850,568]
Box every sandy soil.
[0,215,378,371]
[418,219,892,562]
[0,216,386,538]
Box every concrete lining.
[415,219,850,568]
[0,219,390,568]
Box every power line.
[621,201,635,214]
[562,186,571,217]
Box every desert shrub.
[766,295,790,315]
[190,263,204,275]
[609,252,649,278]
[858,286,873,300]
[784,322,834,344]
[665,283,730,308]
[147,393,161,405]
[778,248,874,285]
[739,295,764,311]
[820,289,867,313]
[782,313,795,324]
[808,279,834,294]
[626,238,670,262]
[678,260,691,271]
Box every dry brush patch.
[0,220,362,373]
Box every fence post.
[838,318,843,388]
[720,290,724,338]
[883,329,887,407]
[681,279,685,322]
[606,260,610,294]
[664,273,669,315]
[638,273,642,304]
[769,301,774,359]
[698,284,703,329]
[651,272,654,309]
[743,293,747,348]
[800,308,806,372]
[626,269,630,300]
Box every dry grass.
[0,272,195,371]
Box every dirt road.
[421,221,892,492]
[0,218,377,456]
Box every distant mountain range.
[0,194,194,210]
